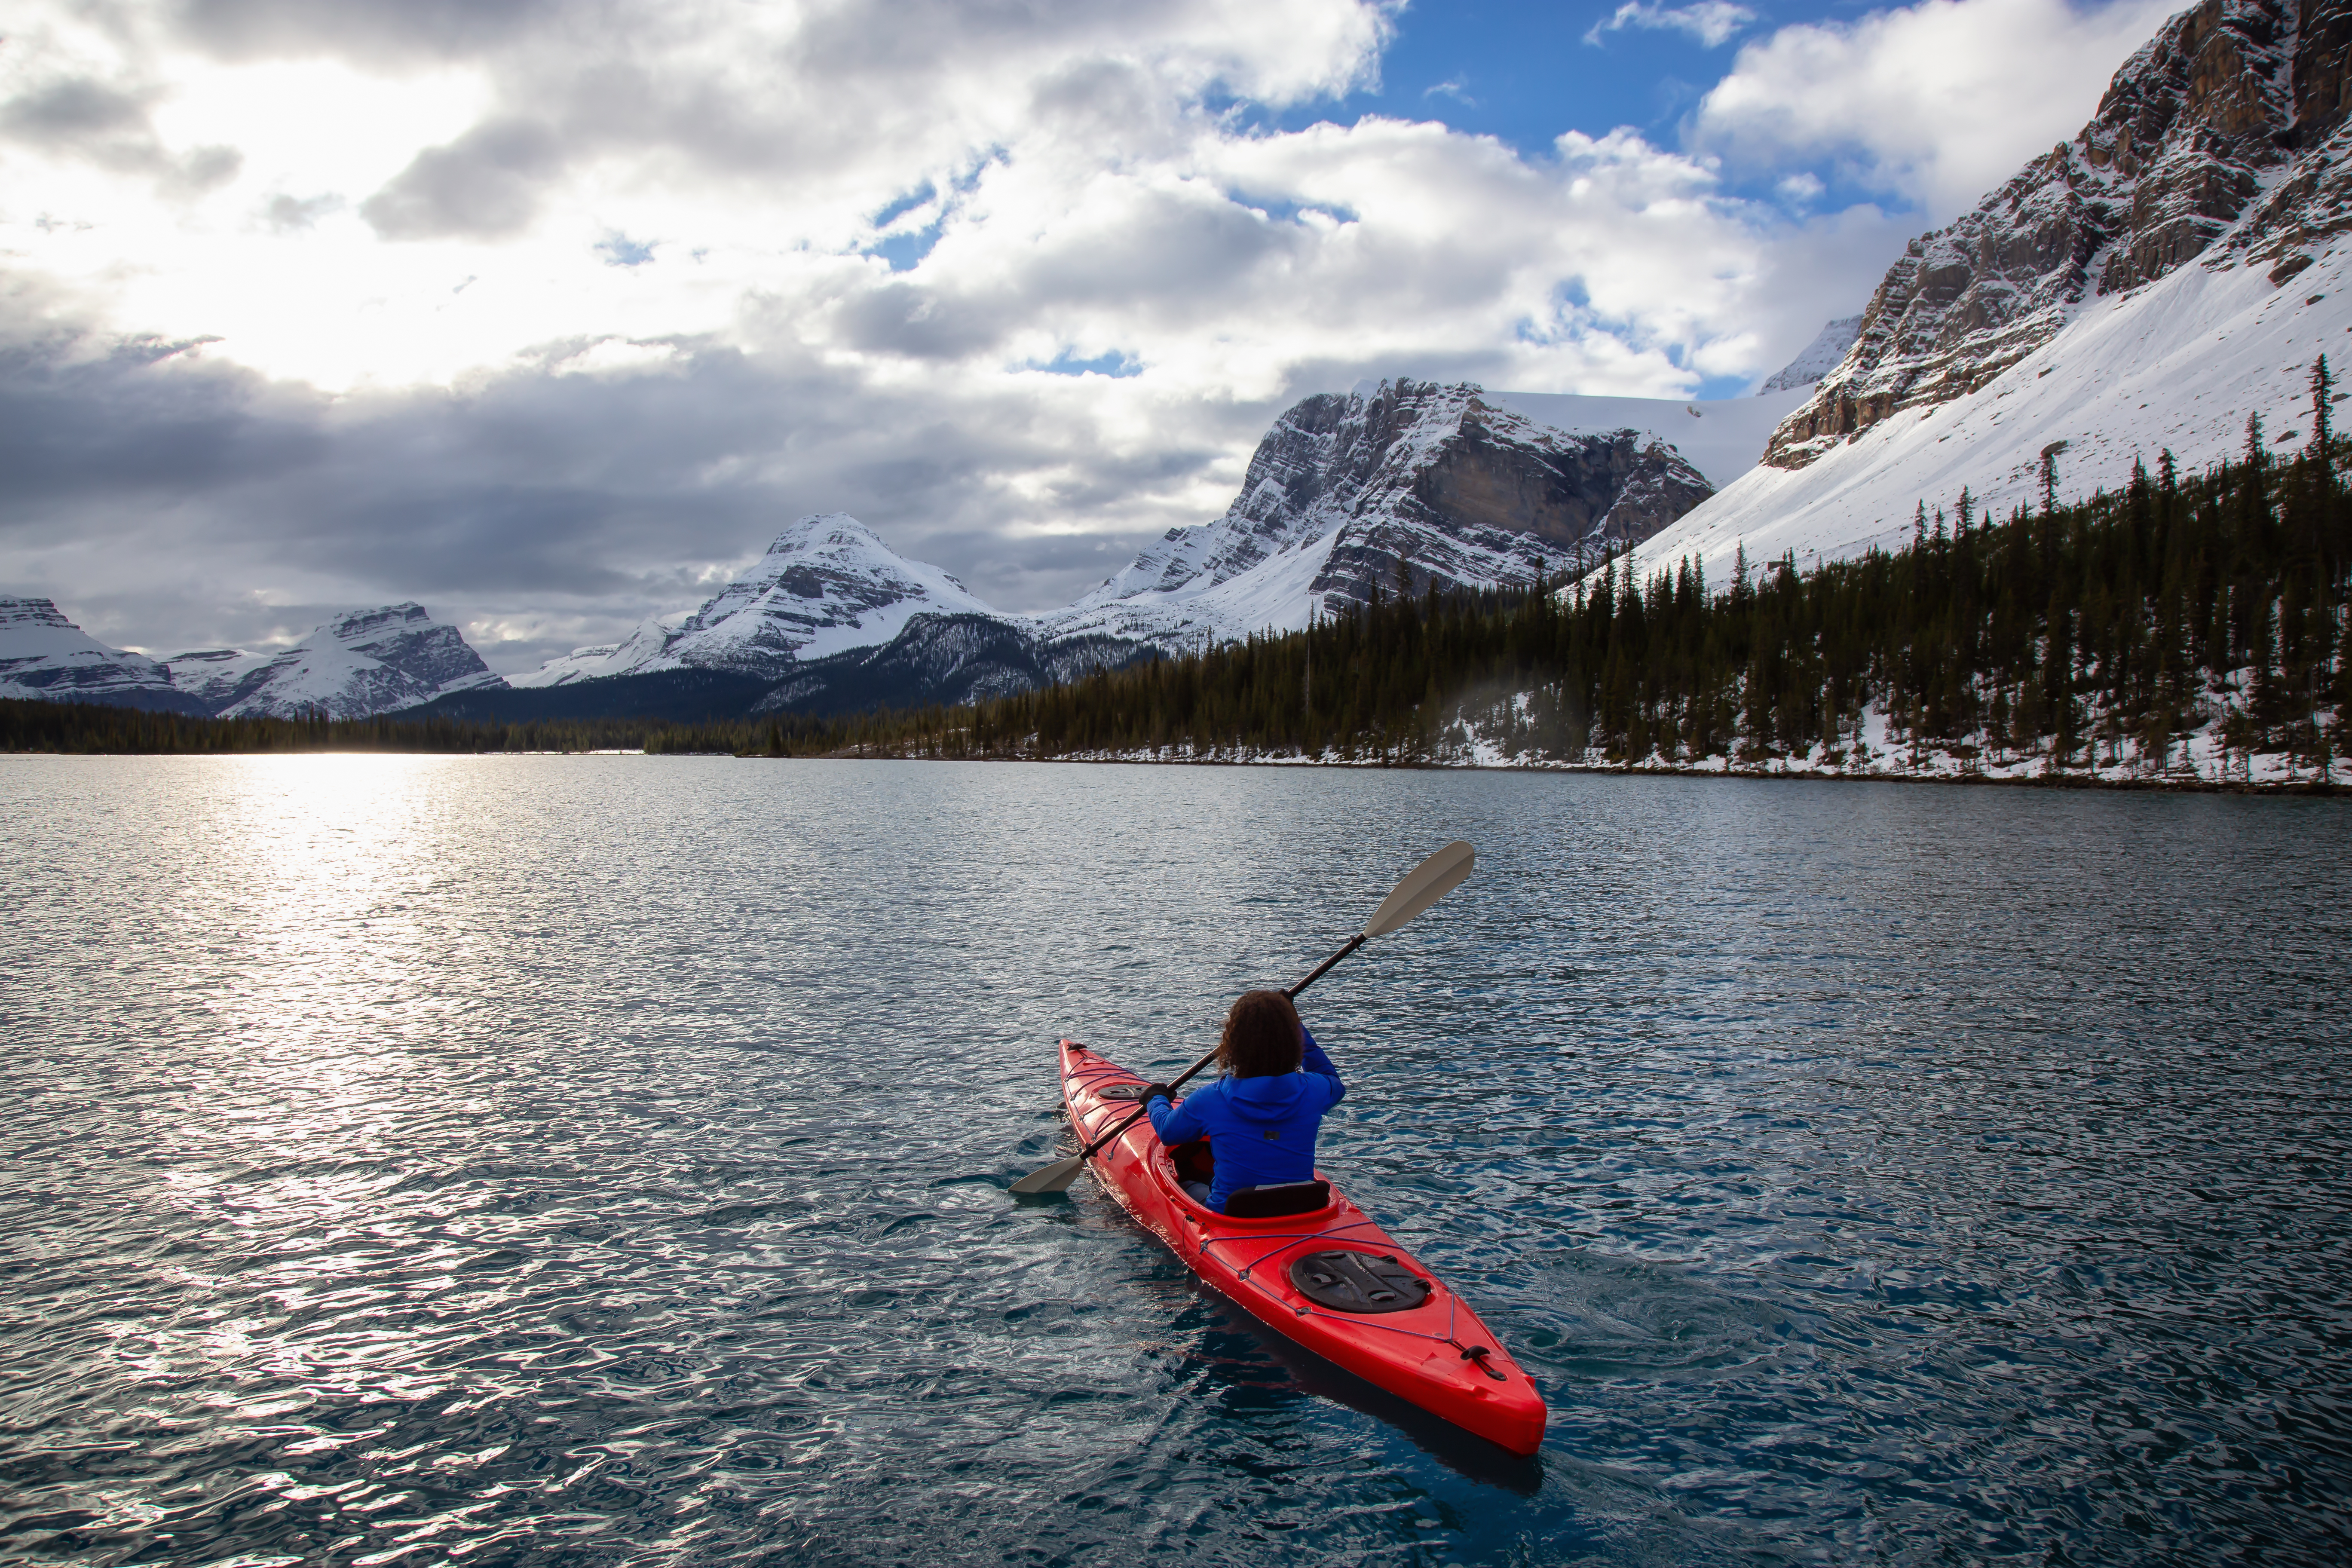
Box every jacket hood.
[1223,1072,1313,1122]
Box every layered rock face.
[1053,379,1715,649]
[169,603,506,719]
[1769,0,2352,469]
[0,597,501,717]
[0,597,207,713]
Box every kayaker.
[1141,989,1344,1211]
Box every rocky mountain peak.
[1767,0,2349,469]
[511,513,999,688]
[1062,377,1716,649]
[0,596,200,711]
[164,602,503,718]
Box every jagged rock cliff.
[1046,379,1718,648]
[1769,0,2352,468]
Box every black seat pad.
[1221,1180,1330,1218]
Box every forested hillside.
[0,702,748,756]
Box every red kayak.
[1056,1038,1547,1455]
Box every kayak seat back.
[1223,1180,1332,1219]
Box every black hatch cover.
[1288,1250,1433,1314]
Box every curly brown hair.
[1218,989,1304,1078]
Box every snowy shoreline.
[804,745,2340,793]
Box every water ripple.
[2,756,2346,1565]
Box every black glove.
[1140,1082,1177,1105]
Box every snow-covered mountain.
[1629,0,2352,585]
[163,603,505,719]
[1758,317,1863,395]
[751,612,1148,717]
[1040,378,1801,649]
[512,513,998,687]
[0,597,207,713]
[1765,0,2346,469]
[0,597,501,718]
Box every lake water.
[3,756,2348,1566]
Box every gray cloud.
[0,0,1954,680]
[361,119,565,240]
[172,0,557,62]
[833,283,1014,361]
[264,192,343,231]
[0,289,1285,669]
[1,74,241,193]
[1,78,153,142]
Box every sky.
[0,0,2180,671]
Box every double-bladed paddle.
[1009,839,1476,1197]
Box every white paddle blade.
[1009,1155,1087,1195]
[1362,840,1476,937]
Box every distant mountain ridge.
[0,598,499,720]
[168,604,503,718]
[1758,318,1864,395]
[0,597,205,714]
[439,382,1774,724]
[9,378,1797,726]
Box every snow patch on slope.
[1042,384,1804,650]
[1625,241,2352,585]
[513,514,999,687]
[0,597,185,706]
[172,603,505,718]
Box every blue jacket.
[1147,1029,1344,1211]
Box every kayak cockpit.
[1151,1140,1340,1222]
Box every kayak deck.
[1056,1038,1547,1456]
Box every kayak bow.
[1056,1038,1547,1456]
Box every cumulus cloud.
[1585,1,1757,49]
[1688,0,2177,217]
[361,117,565,239]
[0,0,2165,671]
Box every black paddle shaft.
[1069,932,1367,1164]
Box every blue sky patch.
[1032,349,1142,378]
[595,232,656,267]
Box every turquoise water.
[3,756,2346,1565]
